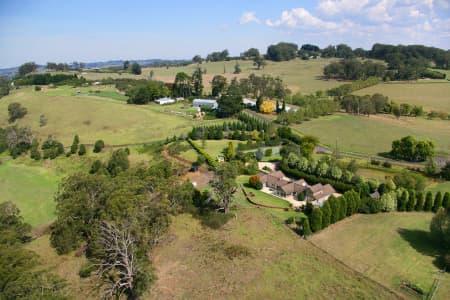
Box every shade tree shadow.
[397,228,446,270]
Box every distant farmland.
[293,113,450,157]
[353,81,450,112]
[81,58,343,94]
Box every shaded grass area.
[0,161,59,227]
[237,175,291,209]
[353,82,450,112]
[293,113,450,157]
[25,235,98,299]
[150,209,398,299]
[310,213,450,298]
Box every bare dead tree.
[96,221,138,300]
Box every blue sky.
[0,0,449,68]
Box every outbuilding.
[155,97,176,105]
[193,99,218,110]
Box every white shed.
[192,99,218,109]
[155,97,175,105]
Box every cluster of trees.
[7,102,27,123]
[266,42,298,61]
[390,136,435,162]
[285,153,363,191]
[206,50,229,62]
[15,73,86,87]
[430,207,450,269]
[123,61,142,75]
[0,202,66,298]
[0,76,10,98]
[49,154,202,298]
[172,67,203,97]
[277,94,338,124]
[46,62,70,71]
[327,77,380,96]
[340,94,424,117]
[394,190,450,213]
[17,62,38,76]
[0,125,32,158]
[123,79,169,104]
[323,59,386,80]
[299,190,363,234]
[370,44,450,71]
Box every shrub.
[382,161,391,168]
[249,175,261,189]
[8,102,28,123]
[93,139,105,153]
[34,85,41,91]
[370,159,380,166]
[265,148,272,157]
[78,144,86,156]
[254,181,263,190]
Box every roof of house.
[308,183,336,200]
[192,99,218,108]
[370,191,381,199]
[243,98,256,106]
[155,97,175,104]
[258,173,268,183]
[268,170,285,179]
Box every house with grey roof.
[193,99,218,110]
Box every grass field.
[79,58,343,94]
[426,181,450,193]
[150,208,398,299]
[310,212,449,298]
[0,87,219,145]
[45,85,128,102]
[293,113,450,157]
[0,161,59,227]
[353,82,450,112]
[25,235,97,299]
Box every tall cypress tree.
[432,192,443,212]
[443,192,450,210]
[321,201,331,229]
[406,190,415,211]
[424,191,433,211]
[397,191,408,211]
[311,208,323,232]
[302,218,312,236]
[415,191,424,211]
[70,134,79,154]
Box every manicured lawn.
[353,81,450,112]
[310,212,450,298]
[201,139,234,158]
[293,113,450,157]
[0,87,219,145]
[237,176,291,209]
[0,162,59,227]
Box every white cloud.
[266,7,338,30]
[239,11,260,24]
[409,7,424,17]
[366,0,392,22]
[317,0,370,15]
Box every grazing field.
[150,208,398,299]
[310,213,449,298]
[0,87,218,145]
[426,181,450,193]
[25,235,98,299]
[45,85,128,102]
[353,82,450,112]
[79,58,342,94]
[293,113,450,157]
[0,162,59,227]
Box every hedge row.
[280,161,354,193]
[327,76,380,96]
[187,138,219,169]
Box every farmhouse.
[259,170,338,204]
[305,183,337,203]
[193,99,218,109]
[155,97,175,105]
